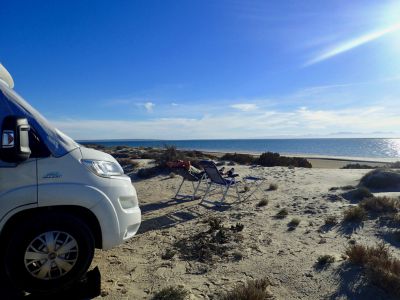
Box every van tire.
[3,212,95,294]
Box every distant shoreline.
[83,143,397,169]
[79,138,400,160]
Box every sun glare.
[388,139,400,157]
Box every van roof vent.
[0,64,14,89]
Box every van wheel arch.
[0,206,102,249]
[3,211,95,293]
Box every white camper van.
[0,64,141,293]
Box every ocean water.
[79,138,400,159]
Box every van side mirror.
[0,116,31,163]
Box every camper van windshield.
[0,82,78,157]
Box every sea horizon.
[78,138,400,160]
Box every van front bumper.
[90,176,141,250]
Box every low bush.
[116,158,140,172]
[268,183,278,191]
[349,187,373,201]
[324,215,338,226]
[156,145,184,168]
[137,166,163,179]
[152,286,188,300]
[220,153,256,165]
[341,185,356,191]
[257,152,312,168]
[161,249,176,260]
[288,218,301,228]
[360,169,400,190]
[276,208,289,219]
[219,278,272,300]
[346,243,400,296]
[317,255,335,266]
[343,206,366,222]
[360,196,399,214]
[257,199,268,207]
[342,163,377,169]
[174,218,244,263]
[389,161,400,168]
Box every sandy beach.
[79,147,400,300]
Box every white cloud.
[52,104,400,140]
[230,103,258,111]
[141,102,155,112]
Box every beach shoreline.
[89,143,397,169]
[201,150,396,169]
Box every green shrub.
[220,153,256,165]
[257,152,312,168]
[342,163,377,169]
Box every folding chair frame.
[173,169,206,201]
[199,160,266,205]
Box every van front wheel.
[4,212,95,294]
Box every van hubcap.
[24,231,79,280]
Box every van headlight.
[82,159,124,177]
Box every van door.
[0,159,38,219]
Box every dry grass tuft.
[268,183,278,191]
[174,218,244,263]
[288,218,301,228]
[161,248,176,260]
[152,286,188,300]
[276,208,289,219]
[324,215,338,226]
[346,243,400,296]
[360,196,400,214]
[257,199,269,207]
[341,185,356,191]
[219,278,273,300]
[317,255,335,266]
[343,206,366,222]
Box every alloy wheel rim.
[24,231,79,280]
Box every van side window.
[29,129,50,158]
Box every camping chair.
[173,167,206,200]
[199,160,265,204]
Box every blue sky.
[1,0,400,139]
